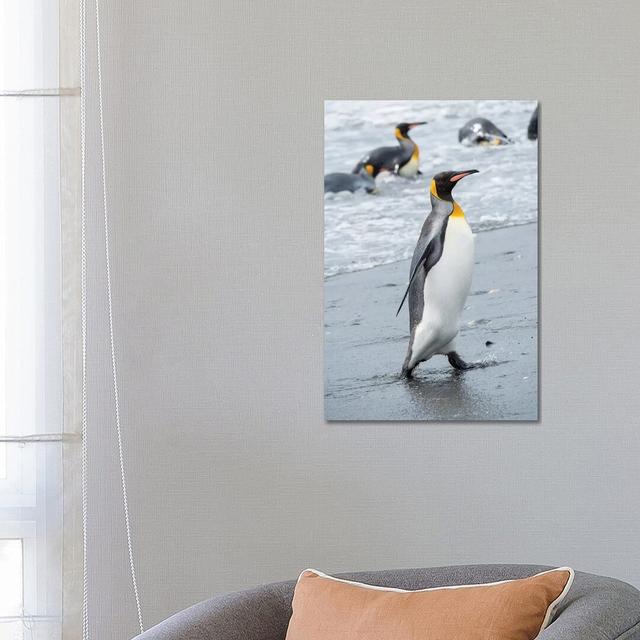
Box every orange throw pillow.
[285,567,574,640]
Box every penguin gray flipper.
[395,217,449,317]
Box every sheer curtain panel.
[0,1,82,639]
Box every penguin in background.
[397,170,479,378]
[324,163,377,194]
[353,122,427,179]
[458,117,512,145]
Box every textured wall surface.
[83,1,640,638]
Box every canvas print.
[324,100,539,421]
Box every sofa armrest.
[539,574,640,640]
[134,581,294,640]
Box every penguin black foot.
[401,365,414,379]
[447,351,474,371]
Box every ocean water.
[324,100,538,277]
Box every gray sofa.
[135,564,640,640]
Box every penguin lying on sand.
[353,122,426,178]
[324,164,377,194]
[397,170,480,378]
[458,117,512,145]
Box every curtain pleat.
[60,1,83,638]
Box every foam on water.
[325,100,538,277]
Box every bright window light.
[0,539,23,617]
[1,1,65,638]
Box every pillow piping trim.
[535,567,574,637]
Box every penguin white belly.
[409,217,474,367]
[398,153,419,177]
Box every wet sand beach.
[324,223,538,422]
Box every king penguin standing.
[397,170,479,377]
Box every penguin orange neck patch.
[430,180,465,217]
[451,201,465,218]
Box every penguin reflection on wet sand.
[324,163,377,194]
[353,122,426,178]
[459,117,512,146]
[397,170,479,378]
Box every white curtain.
[0,1,82,639]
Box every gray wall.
[84,1,640,638]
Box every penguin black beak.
[408,121,427,129]
[450,169,479,182]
